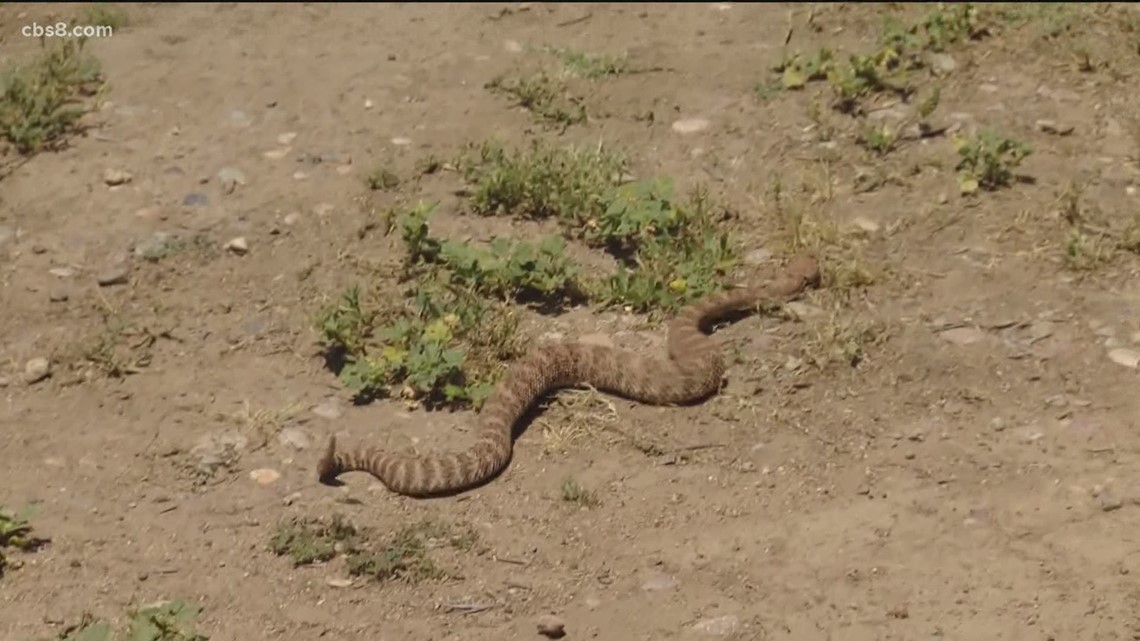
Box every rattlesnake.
[317,254,822,497]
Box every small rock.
[1099,493,1123,512]
[229,109,252,127]
[48,289,69,303]
[990,417,1006,432]
[283,212,301,226]
[190,430,248,474]
[536,615,566,639]
[225,237,249,254]
[671,118,710,134]
[326,578,354,588]
[1036,119,1074,136]
[391,136,413,146]
[851,216,880,234]
[742,248,772,265]
[217,167,247,193]
[277,427,312,450]
[691,615,740,636]
[182,193,209,207]
[49,267,75,278]
[96,263,130,287]
[135,231,178,261]
[249,468,280,485]
[277,132,298,145]
[640,574,678,591]
[263,147,291,160]
[979,82,999,93]
[939,326,985,345]
[102,168,133,186]
[313,398,343,420]
[293,170,309,181]
[1107,348,1140,369]
[24,357,51,384]
[784,301,824,320]
[503,39,523,53]
[928,53,957,74]
[363,99,374,110]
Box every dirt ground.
[2,3,1140,640]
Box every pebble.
[1099,493,1123,512]
[671,118,710,134]
[939,326,985,345]
[135,231,177,261]
[277,132,298,145]
[249,468,281,485]
[742,248,772,265]
[363,99,374,110]
[229,109,252,127]
[96,262,131,287]
[48,289,69,303]
[277,427,312,450]
[225,237,249,254]
[928,52,957,74]
[536,615,566,639]
[691,615,740,636]
[49,267,75,278]
[102,168,133,186]
[1107,348,1140,369]
[326,578,354,588]
[784,301,824,320]
[640,574,679,591]
[293,171,309,181]
[283,212,301,226]
[182,193,208,207]
[851,216,880,234]
[263,147,291,160]
[1036,119,1075,136]
[391,137,413,146]
[217,167,247,193]
[312,398,343,420]
[24,357,51,384]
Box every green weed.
[35,600,206,641]
[485,72,587,128]
[560,477,601,508]
[1,504,47,577]
[953,129,1032,194]
[0,38,104,155]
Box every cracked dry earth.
[2,3,1140,641]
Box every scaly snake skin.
[317,254,822,497]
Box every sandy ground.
[2,3,1140,640]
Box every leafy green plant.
[953,129,1032,194]
[316,279,520,408]
[397,203,584,306]
[37,600,207,641]
[1,504,47,577]
[0,38,104,154]
[485,72,587,128]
